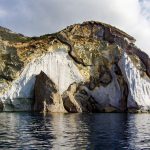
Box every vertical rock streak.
[119,51,150,111]
[0,50,83,111]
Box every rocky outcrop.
[34,71,66,112]
[0,100,3,111]
[119,52,150,112]
[62,83,82,113]
[62,83,101,113]
[0,21,149,112]
[126,45,150,77]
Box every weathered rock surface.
[0,21,149,112]
[34,71,66,112]
[62,83,101,113]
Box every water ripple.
[0,113,150,149]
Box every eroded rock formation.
[0,21,149,112]
[34,71,66,112]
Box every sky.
[0,0,150,56]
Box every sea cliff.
[0,21,149,112]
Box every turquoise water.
[0,113,150,150]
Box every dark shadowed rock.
[62,83,82,113]
[0,100,3,111]
[62,83,101,113]
[33,71,66,112]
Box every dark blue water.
[0,113,150,150]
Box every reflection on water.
[0,113,150,149]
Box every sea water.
[0,113,150,150]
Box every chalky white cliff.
[0,21,149,112]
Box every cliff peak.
[62,21,136,43]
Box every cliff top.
[61,21,135,43]
[0,26,29,43]
[0,21,136,43]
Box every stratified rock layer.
[0,21,149,112]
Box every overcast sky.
[0,0,150,55]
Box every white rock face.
[119,51,150,110]
[1,47,150,112]
[88,66,122,109]
[0,49,84,111]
